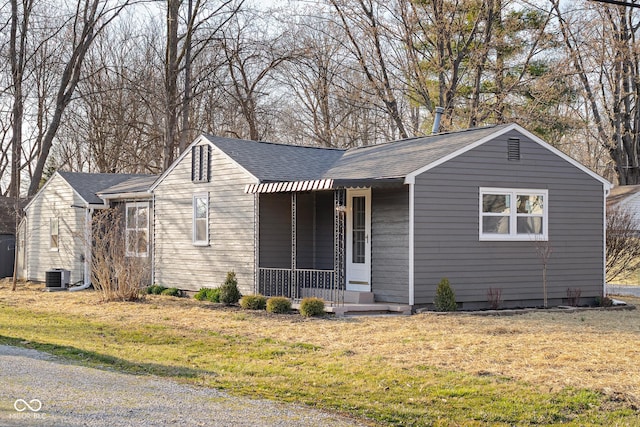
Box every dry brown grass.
[2,280,640,410]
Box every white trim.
[408,182,415,306]
[150,135,260,192]
[192,193,209,246]
[346,188,371,291]
[603,187,609,295]
[99,192,152,201]
[404,123,612,190]
[479,187,549,241]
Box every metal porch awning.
[244,178,404,194]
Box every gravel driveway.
[0,345,366,426]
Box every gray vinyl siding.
[413,130,605,308]
[24,174,87,284]
[372,187,409,303]
[153,143,256,294]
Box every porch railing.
[258,267,342,303]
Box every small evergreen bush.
[147,285,167,295]
[219,271,242,305]
[161,287,182,297]
[434,278,457,312]
[194,287,221,303]
[240,294,267,310]
[266,296,291,314]
[299,297,325,317]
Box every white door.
[346,188,371,291]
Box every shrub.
[595,296,613,307]
[566,288,582,306]
[147,285,167,295]
[240,294,267,310]
[219,271,242,305]
[299,297,325,317]
[161,287,182,297]
[194,287,221,303]
[434,278,457,312]
[266,296,291,314]
[487,287,502,310]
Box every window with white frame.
[193,194,209,245]
[50,218,59,250]
[125,202,149,257]
[480,188,548,241]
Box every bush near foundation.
[299,297,325,317]
[434,278,457,312]
[219,272,242,305]
[194,287,221,303]
[240,294,267,310]
[266,297,291,314]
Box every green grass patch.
[0,302,637,426]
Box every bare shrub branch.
[607,204,640,282]
[91,208,147,301]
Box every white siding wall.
[153,143,256,294]
[25,174,87,284]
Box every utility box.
[45,269,70,290]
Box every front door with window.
[346,188,371,291]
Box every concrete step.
[325,303,412,317]
[342,291,375,304]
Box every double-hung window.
[480,188,548,241]
[125,202,149,257]
[193,193,209,245]
[50,218,59,251]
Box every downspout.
[408,182,415,307]
[603,186,610,297]
[69,207,93,291]
[151,192,156,286]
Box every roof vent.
[508,138,520,161]
[431,106,444,134]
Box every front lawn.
[0,282,638,426]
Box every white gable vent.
[508,138,520,161]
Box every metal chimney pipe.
[431,106,444,134]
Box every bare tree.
[606,204,640,282]
[552,0,640,185]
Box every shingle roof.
[98,175,158,196]
[325,125,508,180]
[207,125,509,183]
[203,135,345,182]
[58,172,155,205]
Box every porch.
[255,190,347,303]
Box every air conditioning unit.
[45,269,70,290]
